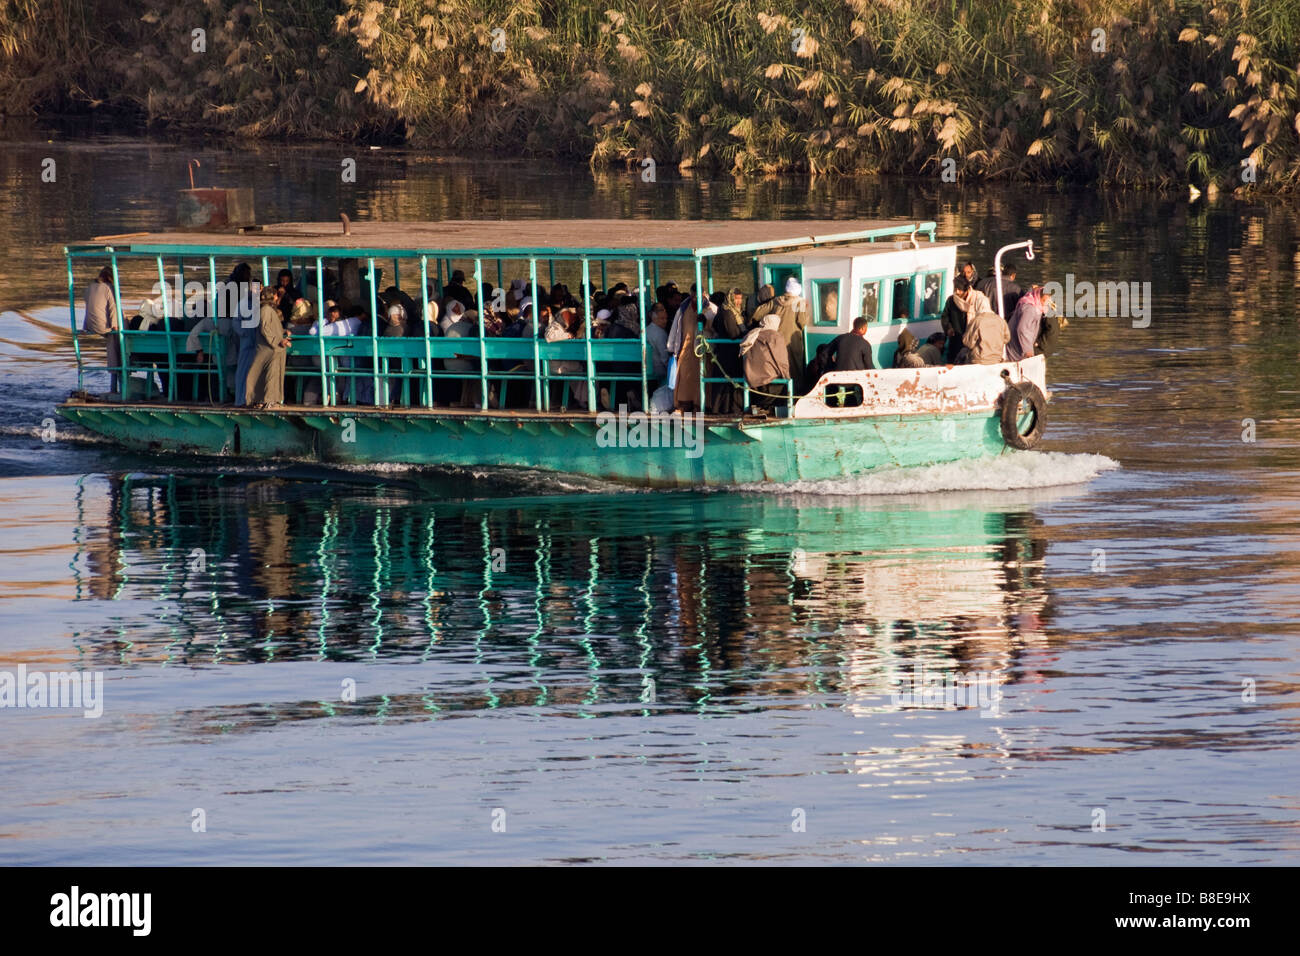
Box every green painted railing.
[63,219,937,412]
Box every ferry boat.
[56,219,1048,487]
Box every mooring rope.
[692,334,798,402]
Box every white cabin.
[756,240,958,368]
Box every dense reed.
[2,0,1297,192]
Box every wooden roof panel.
[85,218,934,257]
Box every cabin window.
[764,264,801,295]
[890,276,912,321]
[859,280,880,323]
[821,382,864,409]
[920,271,944,316]
[812,278,841,326]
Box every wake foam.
[743,451,1120,496]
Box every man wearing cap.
[765,277,810,386]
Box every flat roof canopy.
[763,240,960,258]
[71,218,938,260]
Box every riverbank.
[3,0,1298,193]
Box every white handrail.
[994,240,1034,318]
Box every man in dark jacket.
[976,265,1021,319]
[831,317,874,372]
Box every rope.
[693,334,798,402]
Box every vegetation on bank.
[3,1,1299,192]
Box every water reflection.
[67,473,1059,726]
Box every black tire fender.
[1000,380,1046,450]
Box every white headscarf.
[785,277,802,298]
[739,314,780,356]
[440,298,464,333]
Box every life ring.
[1000,381,1046,449]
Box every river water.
[1,128,1297,865]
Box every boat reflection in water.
[69,471,1059,724]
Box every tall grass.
[2,0,1298,193]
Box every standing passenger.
[940,276,992,364]
[831,318,875,372]
[1006,286,1055,361]
[230,264,259,406]
[977,264,1021,319]
[767,277,810,385]
[246,287,291,407]
[963,309,1010,365]
[740,314,789,412]
[84,266,121,394]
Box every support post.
[110,252,127,401]
[66,253,82,391]
[636,257,648,411]
[582,258,594,412]
[157,255,177,401]
[420,256,433,408]
[208,256,223,402]
[529,257,542,411]
[316,257,329,406]
[695,257,705,411]
[368,257,381,405]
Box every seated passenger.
[607,296,640,339]
[645,303,670,385]
[276,269,302,323]
[382,285,419,325]
[544,308,588,409]
[831,317,875,372]
[310,300,360,337]
[917,332,946,366]
[287,298,315,335]
[442,270,475,312]
[444,307,480,407]
[892,329,926,368]
[439,299,466,334]
[963,309,1011,365]
[805,342,834,388]
[739,314,789,412]
[381,302,407,338]
[406,298,440,338]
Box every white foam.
[745,451,1120,496]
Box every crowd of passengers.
[81,258,1059,414]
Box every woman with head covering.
[740,314,789,412]
[543,308,588,409]
[1006,285,1056,361]
[246,286,291,408]
[893,329,927,368]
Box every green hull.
[56,401,1013,487]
